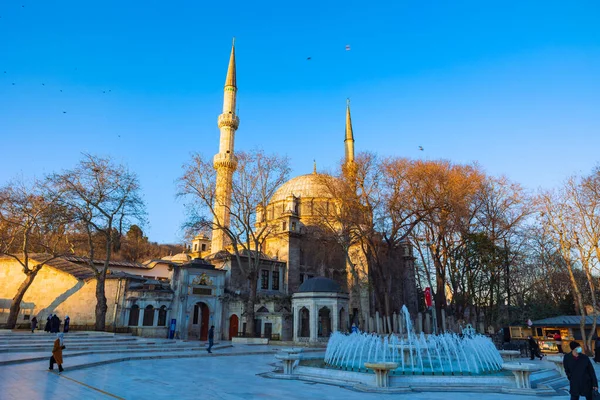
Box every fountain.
[263,305,565,395]
[324,306,503,375]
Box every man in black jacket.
[564,341,598,400]
[207,325,214,354]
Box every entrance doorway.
[189,302,210,340]
[229,314,239,339]
[264,322,272,339]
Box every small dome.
[298,277,342,293]
[170,253,191,263]
[270,173,335,204]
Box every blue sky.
[1,1,599,243]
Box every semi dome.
[270,173,336,203]
[298,277,342,293]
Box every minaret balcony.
[213,153,238,170]
[218,113,240,129]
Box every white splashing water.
[324,305,503,375]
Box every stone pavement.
[0,331,582,399]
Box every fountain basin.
[262,358,562,395]
[498,350,521,361]
[275,353,302,375]
[364,362,399,387]
[545,355,566,377]
[502,362,544,389]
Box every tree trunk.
[245,274,258,337]
[5,266,41,329]
[95,273,108,331]
[435,270,446,331]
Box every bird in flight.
[418,146,424,151]
[345,45,351,51]
[306,57,311,60]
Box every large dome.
[298,277,343,293]
[270,173,335,203]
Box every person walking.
[44,315,51,333]
[564,341,598,400]
[63,316,70,333]
[594,337,600,364]
[554,332,564,354]
[49,333,65,374]
[50,314,60,334]
[528,336,543,360]
[31,317,38,333]
[207,325,215,353]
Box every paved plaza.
[0,331,579,400]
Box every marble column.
[310,304,318,342]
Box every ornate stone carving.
[191,273,213,286]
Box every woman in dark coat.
[528,336,543,360]
[50,314,60,333]
[63,316,70,333]
[30,317,38,333]
[564,341,598,399]
[594,337,600,364]
[44,316,51,332]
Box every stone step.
[0,340,182,352]
[0,333,128,341]
[0,337,139,345]
[0,344,225,365]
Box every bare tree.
[540,171,600,353]
[49,154,146,331]
[179,150,290,336]
[0,178,71,328]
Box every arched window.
[143,305,154,326]
[318,307,331,337]
[128,305,139,326]
[299,307,310,338]
[158,306,167,326]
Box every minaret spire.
[224,38,236,88]
[344,98,355,164]
[212,39,240,252]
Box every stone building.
[199,40,419,341]
[0,254,225,340]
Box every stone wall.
[0,260,120,327]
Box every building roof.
[532,315,600,327]
[180,258,218,270]
[0,254,148,281]
[298,277,343,293]
[270,173,336,203]
[64,255,150,269]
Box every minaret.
[343,99,357,182]
[212,39,240,252]
[344,99,355,165]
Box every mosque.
[0,41,418,342]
